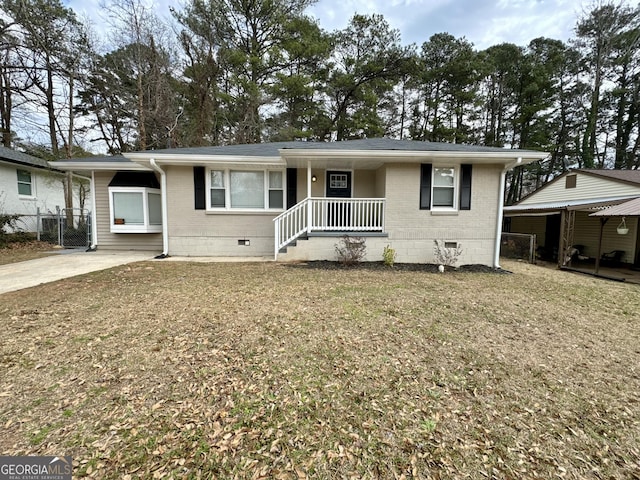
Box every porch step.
[278,235,308,254]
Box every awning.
[504,195,640,215]
[590,196,640,217]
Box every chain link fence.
[11,207,91,248]
[500,232,537,264]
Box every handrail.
[274,197,386,259]
[274,198,310,257]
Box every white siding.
[0,162,84,216]
[519,173,640,205]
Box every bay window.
[108,172,162,233]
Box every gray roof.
[577,169,640,186]
[56,139,545,166]
[590,196,640,217]
[0,145,51,169]
[146,138,543,156]
[505,195,640,213]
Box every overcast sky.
[64,0,637,51]
[308,0,593,49]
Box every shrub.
[382,244,397,267]
[433,240,463,268]
[0,213,21,248]
[335,235,366,266]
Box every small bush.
[335,235,366,266]
[0,213,21,248]
[433,240,463,268]
[382,244,397,267]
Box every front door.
[326,171,352,228]
[326,171,352,198]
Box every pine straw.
[1,260,639,479]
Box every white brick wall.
[94,163,505,265]
[0,162,86,217]
[281,163,503,266]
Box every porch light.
[617,217,629,235]
[312,175,317,182]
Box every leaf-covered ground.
[0,241,57,265]
[1,260,639,479]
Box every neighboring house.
[53,139,547,266]
[0,146,88,232]
[504,169,640,267]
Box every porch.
[561,262,640,285]
[274,197,386,258]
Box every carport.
[504,196,640,268]
[589,197,640,278]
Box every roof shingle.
[576,169,640,185]
[0,145,51,169]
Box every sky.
[64,0,633,51]
[307,0,591,49]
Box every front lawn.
[0,260,639,478]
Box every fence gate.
[37,207,91,248]
[500,232,537,264]
[60,208,91,248]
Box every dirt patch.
[0,259,638,479]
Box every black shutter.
[286,168,297,209]
[420,164,432,210]
[460,164,472,210]
[194,166,205,210]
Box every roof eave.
[125,153,285,165]
[51,161,151,171]
[279,149,548,164]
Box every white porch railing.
[274,197,386,257]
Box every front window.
[210,170,225,207]
[268,171,283,209]
[17,169,33,196]
[208,169,285,210]
[330,173,348,189]
[231,171,264,208]
[432,167,457,209]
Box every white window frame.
[431,166,459,211]
[206,168,286,212]
[17,169,34,197]
[108,186,162,233]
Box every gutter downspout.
[494,157,522,269]
[87,170,98,251]
[150,159,169,258]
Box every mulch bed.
[289,260,512,273]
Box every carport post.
[594,217,608,274]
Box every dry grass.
[1,259,639,479]
[0,241,58,265]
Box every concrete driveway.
[0,250,156,295]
